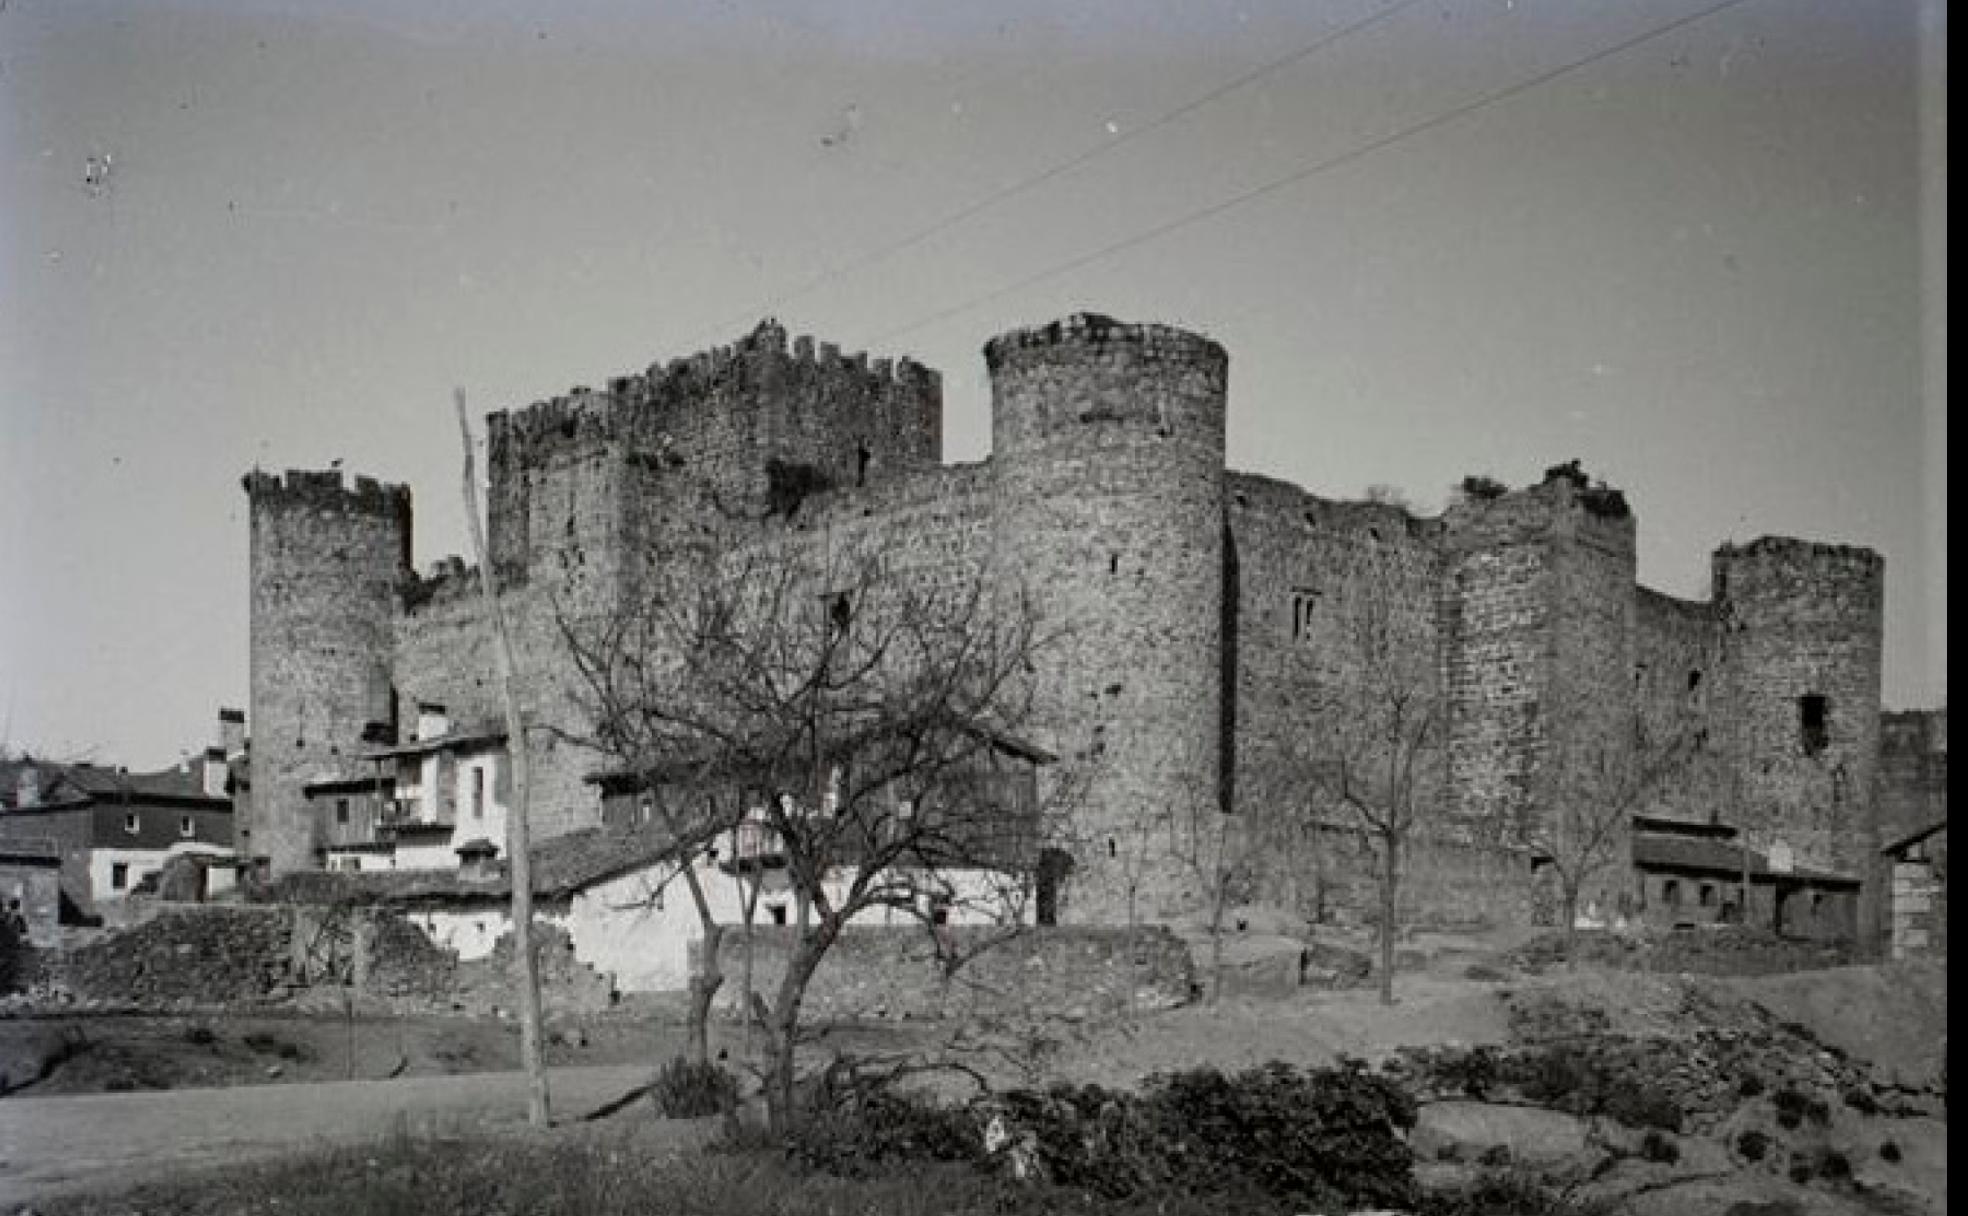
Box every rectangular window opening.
[1799,694,1830,756]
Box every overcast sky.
[0,0,1947,768]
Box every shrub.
[184,1026,217,1047]
[1814,1148,1852,1183]
[1841,1085,1880,1114]
[1738,1074,1766,1098]
[1736,1129,1770,1162]
[649,1056,737,1118]
[1639,1130,1680,1164]
[1772,1088,1829,1130]
[793,1061,1418,1213]
[1788,1154,1815,1184]
[787,1088,981,1178]
[1878,1140,1901,1163]
[1418,1167,1613,1216]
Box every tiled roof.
[1632,833,1856,886]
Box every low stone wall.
[695,924,1195,1022]
[20,904,612,1017]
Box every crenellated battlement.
[400,554,483,614]
[242,468,412,519]
[982,311,1227,372]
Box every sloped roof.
[1632,833,1856,886]
[1882,819,1947,858]
[2,758,229,812]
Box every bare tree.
[1531,702,1694,963]
[560,542,1073,1133]
[1304,538,1446,1006]
[1165,777,1256,1006]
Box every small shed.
[1881,820,1946,960]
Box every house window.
[123,812,140,835]
[180,815,196,838]
[1662,879,1682,908]
[335,799,350,826]
[111,863,129,891]
[471,768,486,820]
[1699,883,1716,908]
[1687,669,1703,692]
[768,904,788,926]
[1799,695,1829,756]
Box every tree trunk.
[1207,888,1226,1007]
[456,392,549,1129]
[1561,881,1581,970]
[687,920,723,1066]
[679,861,722,1066]
[1378,830,1399,1007]
[763,920,837,1136]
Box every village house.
[0,738,238,923]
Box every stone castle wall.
[243,313,1901,940]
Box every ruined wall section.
[1440,487,1561,843]
[1224,472,1445,836]
[1713,538,1885,910]
[987,315,1226,923]
[1632,587,1729,823]
[1876,709,1946,847]
[1440,471,1638,848]
[243,470,411,873]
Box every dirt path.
[0,1063,661,1205]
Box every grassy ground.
[28,1116,1299,1216]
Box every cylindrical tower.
[986,314,1227,922]
[1713,537,1884,936]
[243,469,411,874]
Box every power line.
[864,0,1762,348]
[680,0,1434,351]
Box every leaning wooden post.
[456,388,551,1129]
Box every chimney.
[15,766,40,808]
[415,701,450,742]
[202,746,229,798]
[218,707,247,759]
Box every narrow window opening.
[1687,669,1703,692]
[856,443,871,487]
[181,815,197,838]
[123,812,140,835]
[111,863,129,891]
[768,904,788,926]
[1662,879,1681,907]
[1799,695,1829,756]
[335,799,350,826]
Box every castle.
[241,313,1897,933]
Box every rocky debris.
[1508,928,1859,977]
[59,908,292,1008]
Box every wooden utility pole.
[456,389,551,1129]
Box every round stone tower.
[243,469,411,874]
[1713,537,1884,934]
[985,314,1228,922]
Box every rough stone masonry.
[240,313,1899,936]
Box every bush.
[1736,1129,1770,1162]
[1639,1130,1680,1164]
[1841,1085,1880,1114]
[1738,1074,1766,1098]
[1878,1140,1901,1163]
[787,1088,981,1178]
[1772,1088,1829,1130]
[793,1061,1419,1214]
[650,1056,737,1119]
[1417,1167,1613,1215]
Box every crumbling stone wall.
[695,924,1194,1022]
[244,315,1901,942]
[1876,709,1946,846]
[1712,540,1885,925]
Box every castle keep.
[242,314,1890,929]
